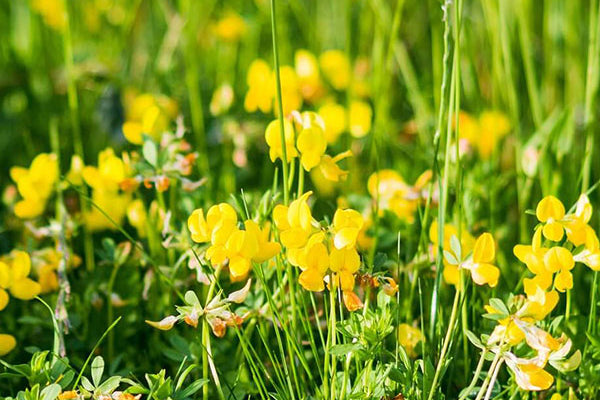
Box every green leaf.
[97,376,121,394]
[450,235,461,261]
[40,384,61,400]
[143,140,158,167]
[443,250,458,265]
[81,376,95,392]
[91,356,104,387]
[482,313,506,321]
[488,298,509,316]
[178,378,209,398]
[465,330,483,349]
[184,291,201,307]
[550,350,581,372]
[329,343,361,356]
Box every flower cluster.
[10,153,59,219]
[187,203,281,281]
[265,111,353,181]
[244,49,372,141]
[515,195,599,298]
[273,192,365,311]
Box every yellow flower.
[478,111,511,158]
[214,13,246,42]
[244,59,274,114]
[0,251,42,309]
[331,209,364,249]
[10,153,59,219]
[188,203,238,244]
[122,92,177,144]
[273,66,303,116]
[330,247,361,291]
[84,191,131,232]
[544,247,575,292]
[0,334,16,356]
[31,0,66,31]
[536,195,566,241]
[82,148,127,193]
[397,324,424,358]
[318,151,353,182]
[522,278,559,321]
[296,234,330,292]
[348,101,372,138]
[514,244,548,275]
[244,220,281,263]
[319,50,351,90]
[461,233,500,287]
[318,102,347,143]
[455,110,511,159]
[506,357,554,391]
[429,222,475,285]
[224,228,259,279]
[295,112,327,171]
[342,290,363,312]
[367,169,429,223]
[295,50,325,103]
[273,192,314,249]
[265,119,298,163]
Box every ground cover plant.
[1,0,600,399]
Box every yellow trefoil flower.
[349,100,372,138]
[318,102,347,144]
[273,192,315,249]
[319,50,351,90]
[295,112,327,171]
[265,119,298,163]
[397,324,424,358]
[121,92,178,144]
[10,153,59,219]
[0,250,42,311]
[331,209,364,249]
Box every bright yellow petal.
[298,268,325,292]
[554,269,573,292]
[473,233,495,263]
[536,196,565,222]
[469,263,500,287]
[0,334,16,356]
[443,264,460,286]
[543,221,564,242]
[11,251,31,280]
[544,247,574,273]
[0,289,9,311]
[10,278,41,300]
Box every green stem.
[106,263,120,365]
[427,287,461,400]
[203,265,222,400]
[270,0,290,205]
[474,351,502,400]
[458,348,488,400]
[323,279,337,400]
